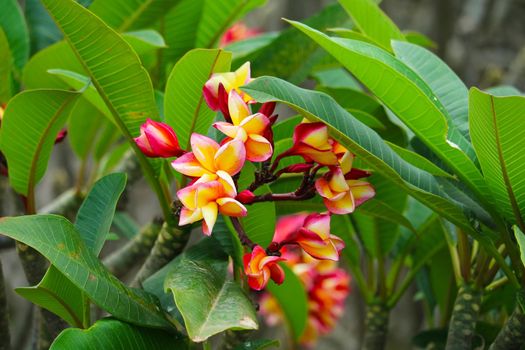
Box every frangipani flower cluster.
[259,229,351,347]
[134,61,375,290]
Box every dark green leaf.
[234,339,280,350]
[0,0,29,71]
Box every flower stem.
[230,217,255,249]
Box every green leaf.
[272,116,302,142]
[514,226,525,268]
[266,264,308,340]
[250,4,348,84]
[392,41,469,139]
[469,88,525,226]
[164,49,231,150]
[311,67,362,90]
[89,0,181,32]
[237,162,276,247]
[386,141,454,178]
[242,76,473,232]
[403,30,436,49]
[225,32,279,64]
[0,215,172,329]
[327,27,378,46]
[195,0,265,48]
[287,21,492,213]
[234,339,280,350]
[0,89,80,196]
[50,318,187,350]
[124,30,166,50]
[337,0,405,51]
[16,266,85,328]
[39,0,159,137]
[359,199,416,233]
[164,244,258,342]
[24,0,62,53]
[68,98,106,160]
[0,0,29,71]
[112,212,140,239]
[0,29,12,102]
[75,173,127,255]
[486,85,522,96]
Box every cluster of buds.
[259,215,351,347]
[134,61,375,289]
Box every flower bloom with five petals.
[315,167,375,214]
[172,133,246,183]
[283,122,338,165]
[272,213,345,261]
[134,119,185,158]
[177,172,247,235]
[243,245,285,290]
[203,62,254,111]
[213,90,273,162]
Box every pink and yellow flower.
[214,90,273,162]
[203,62,254,111]
[315,167,375,214]
[285,122,338,165]
[134,119,184,158]
[171,133,246,182]
[243,245,285,290]
[272,213,345,261]
[177,173,247,235]
[220,22,261,47]
[259,249,350,347]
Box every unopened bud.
[236,190,256,204]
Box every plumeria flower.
[177,172,247,235]
[220,22,261,47]
[213,90,273,162]
[283,122,338,165]
[315,167,375,214]
[134,119,185,158]
[172,133,246,183]
[272,213,345,261]
[243,245,285,290]
[203,62,254,111]
[331,141,353,174]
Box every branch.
[230,217,255,250]
[0,258,11,350]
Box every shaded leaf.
[0,29,12,102]
[50,318,187,350]
[0,215,172,329]
[0,0,29,71]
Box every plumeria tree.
[1,0,525,349]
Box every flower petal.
[273,214,308,244]
[213,122,240,139]
[228,90,251,125]
[245,134,273,162]
[348,180,376,207]
[190,133,220,172]
[214,139,246,175]
[328,168,349,193]
[303,213,331,240]
[323,192,355,215]
[240,113,269,135]
[269,263,285,285]
[201,202,218,235]
[217,197,247,217]
[293,122,332,151]
[176,184,197,209]
[171,152,209,177]
[179,207,202,226]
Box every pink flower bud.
[134,119,184,158]
[236,190,256,204]
[281,163,314,174]
[259,102,276,117]
[54,128,68,144]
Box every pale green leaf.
[337,0,405,51]
[67,98,106,160]
[0,89,80,196]
[0,29,12,102]
[513,226,525,268]
[386,141,454,178]
[403,30,436,49]
[234,339,280,350]
[469,88,525,226]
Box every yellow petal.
[201,202,218,235]
[328,168,350,193]
[245,134,273,162]
[214,139,246,175]
[240,113,269,135]
[217,197,247,217]
[323,192,355,215]
[228,90,251,125]
[191,133,219,172]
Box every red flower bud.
[134,119,184,158]
[54,128,68,144]
[344,168,371,180]
[281,163,314,174]
[236,190,256,204]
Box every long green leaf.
[89,0,181,32]
[68,98,106,160]
[0,29,12,102]
[386,141,453,178]
[50,318,187,350]
[0,0,29,71]
[24,0,62,53]
[76,173,127,255]
[392,41,469,139]
[243,76,473,231]
[287,21,493,213]
[266,264,308,340]
[469,88,525,228]
[337,0,405,51]
[0,89,80,197]
[250,4,348,84]
[164,243,258,342]
[513,226,525,268]
[164,49,231,150]
[0,215,172,329]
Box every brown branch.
[230,217,255,250]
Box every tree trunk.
[362,303,389,350]
[445,284,482,350]
[489,305,525,350]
